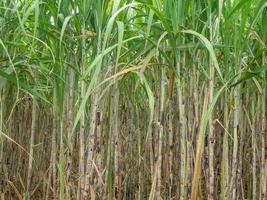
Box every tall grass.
[0,0,266,199]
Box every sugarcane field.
[0,0,266,199]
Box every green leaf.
[181,29,224,82]
[0,70,50,104]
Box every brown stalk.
[190,88,209,200]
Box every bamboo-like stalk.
[59,118,65,200]
[0,91,4,186]
[112,88,119,199]
[221,94,229,200]
[106,96,114,200]
[78,77,86,200]
[168,98,174,198]
[260,77,266,200]
[137,114,142,200]
[149,117,154,186]
[95,107,103,197]
[237,100,244,200]
[177,53,187,200]
[51,113,58,200]
[230,82,239,200]
[25,97,36,199]
[84,93,98,197]
[156,65,165,199]
[208,41,215,200]
[78,25,88,200]
[190,88,209,200]
[208,3,218,198]
[251,96,257,200]
[260,28,266,198]
[66,68,74,200]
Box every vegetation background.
[0,0,266,199]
